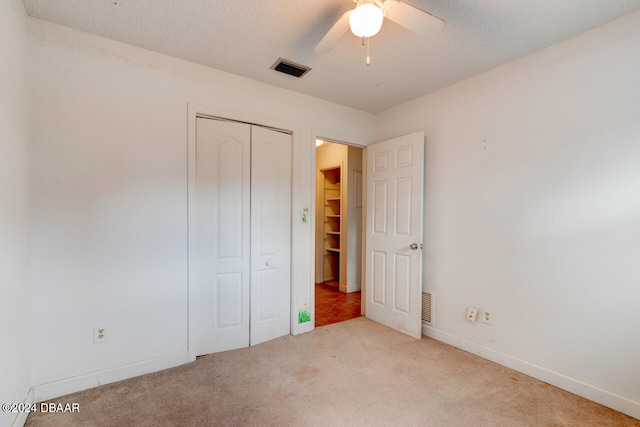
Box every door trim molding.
[195,113,293,135]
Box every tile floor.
[315,281,362,327]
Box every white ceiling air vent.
[270,58,311,78]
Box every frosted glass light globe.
[349,2,383,38]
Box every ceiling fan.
[315,0,444,63]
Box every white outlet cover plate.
[482,309,492,324]
[466,307,478,322]
[93,326,107,343]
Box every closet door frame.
[187,104,298,361]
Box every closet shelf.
[326,248,341,253]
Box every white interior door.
[250,126,292,346]
[365,131,424,338]
[192,117,251,355]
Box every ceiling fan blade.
[314,10,352,54]
[382,1,444,38]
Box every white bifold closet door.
[191,117,291,356]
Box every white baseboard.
[11,388,34,427]
[422,325,640,421]
[32,352,190,403]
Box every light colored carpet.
[26,317,639,426]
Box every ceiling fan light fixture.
[349,0,383,38]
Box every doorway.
[314,139,364,326]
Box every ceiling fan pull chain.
[361,34,371,65]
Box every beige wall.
[377,10,640,419]
[0,1,31,426]
[28,18,375,399]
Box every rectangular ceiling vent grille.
[422,291,433,325]
[270,58,311,78]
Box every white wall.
[0,0,31,426]
[376,11,640,418]
[28,18,374,396]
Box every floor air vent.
[422,291,433,325]
[270,58,311,78]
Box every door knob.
[410,243,422,250]
[266,261,271,266]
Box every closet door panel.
[250,126,292,345]
[192,118,251,355]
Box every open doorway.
[314,139,364,327]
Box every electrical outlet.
[482,309,492,325]
[93,326,107,344]
[466,307,478,322]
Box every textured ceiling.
[22,0,640,113]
